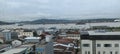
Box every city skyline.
[1,0,120,21]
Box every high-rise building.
[81,31,120,54]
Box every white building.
[12,39,23,47]
[80,31,120,54]
[25,37,41,43]
[18,29,34,38]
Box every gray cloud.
[0,0,120,21]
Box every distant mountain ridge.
[20,19,73,24]
[0,18,119,25]
[19,18,119,24]
[0,21,14,25]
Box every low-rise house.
[11,39,24,47]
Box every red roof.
[66,31,80,34]
[56,39,74,44]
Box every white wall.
[96,40,120,54]
[81,40,120,54]
[81,40,93,54]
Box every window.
[83,44,90,47]
[115,51,118,54]
[88,51,90,54]
[115,44,119,47]
[110,51,112,54]
[85,51,87,54]
[98,51,100,54]
[97,44,101,47]
[103,51,105,54]
[104,44,111,47]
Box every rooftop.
[16,44,35,48]
[81,31,120,40]
[0,44,10,50]
[2,30,11,32]
[25,37,41,39]
[66,31,80,34]
[88,31,120,35]
[1,48,27,54]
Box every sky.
[0,0,120,21]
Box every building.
[36,29,44,35]
[2,30,18,42]
[25,37,41,43]
[54,45,75,54]
[80,31,120,54]
[0,37,4,43]
[66,31,80,40]
[36,35,54,54]
[0,32,4,43]
[11,39,23,47]
[58,32,67,39]
[1,48,27,54]
[19,29,34,37]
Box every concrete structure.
[36,41,54,54]
[19,29,34,37]
[36,29,44,35]
[12,39,23,47]
[66,31,80,40]
[1,48,27,54]
[2,30,11,42]
[0,32,4,43]
[1,44,35,54]
[0,32,5,43]
[2,30,18,42]
[80,31,120,54]
[25,37,41,43]
[0,38,4,43]
[36,35,54,54]
[0,44,11,53]
[58,32,67,39]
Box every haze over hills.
[0,18,119,25]
[0,21,14,25]
[19,18,119,24]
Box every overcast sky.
[0,0,120,21]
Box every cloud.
[0,0,120,21]
[0,12,52,21]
